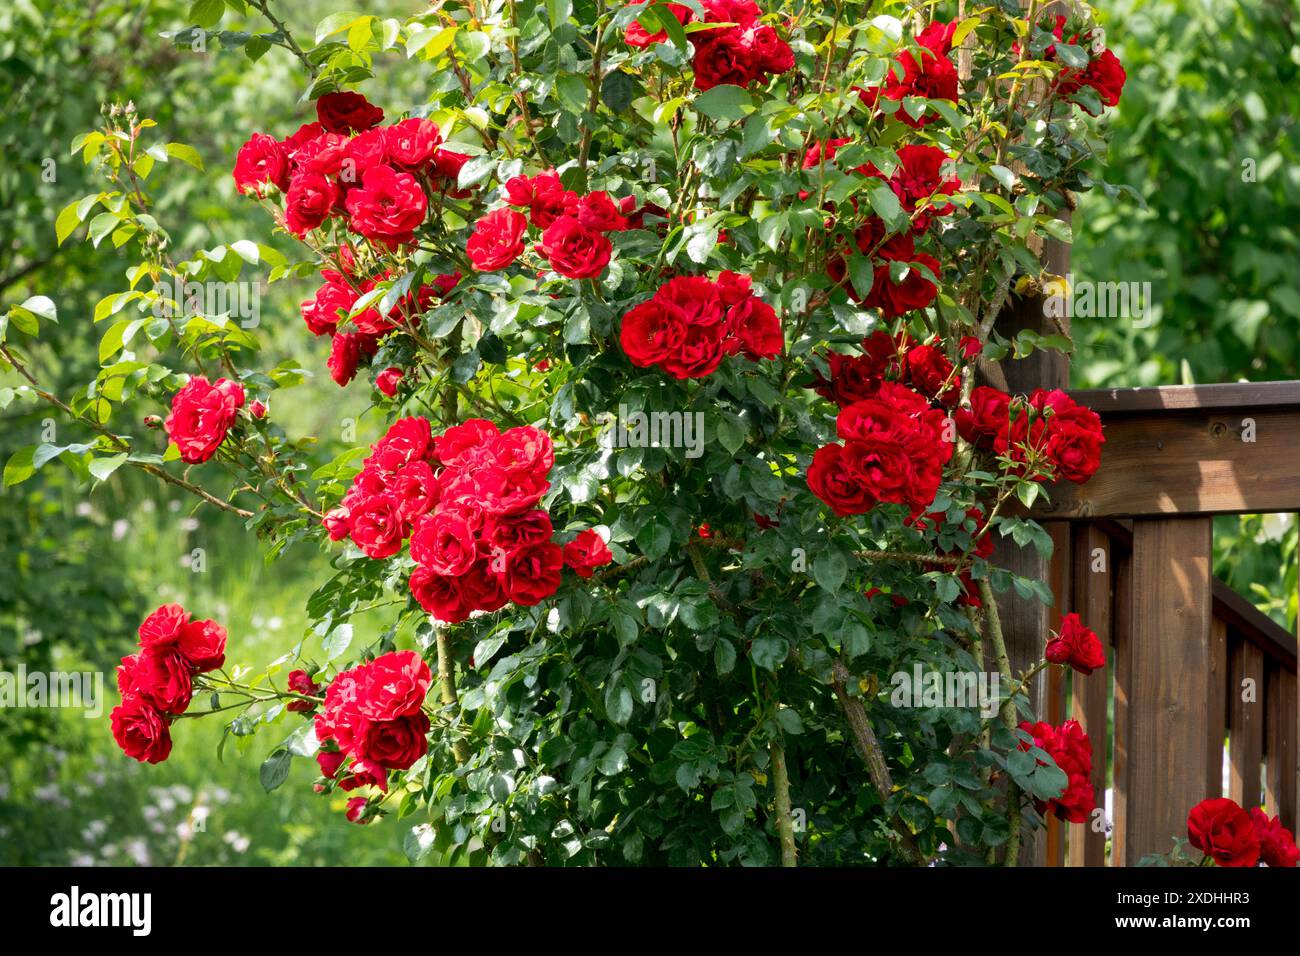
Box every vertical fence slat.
[1207,619,1228,799]
[1123,518,1212,862]
[1228,639,1265,808]
[1264,665,1296,831]
[1043,521,1072,867]
[1068,524,1111,866]
[1110,547,1134,866]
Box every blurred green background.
[0,0,1296,864]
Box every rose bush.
[5,0,1153,865]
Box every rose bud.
[375,366,404,397]
[249,400,268,419]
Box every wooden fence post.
[1122,518,1212,860]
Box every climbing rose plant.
[7,0,1145,865]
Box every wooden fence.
[1025,381,1300,865]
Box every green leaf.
[693,84,753,123]
[813,549,848,594]
[404,823,436,862]
[604,676,634,724]
[322,622,354,661]
[547,0,572,30]
[600,69,637,114]
[259,748,292,793]
[3,447,36,487]
[88,453,129,482]
[714,638,737,675]
[848,254,875,300]
[750,635,790,672]
[189,0,225,29]
[164,142,203,171]
[55,201,82,246]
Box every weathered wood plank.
[1071,381,1300,414]
[1122,518,1212,861]
[1043,521,1071,867]
[1068,524,1111,867]
[1264,665,1296,831]
[1211,579,1298,668]
[1228,640,1266,809]
[1033,408,1300,518]
[1110,547,1134,866]
[1207,619,1228,799]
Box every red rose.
[356,650,431,720]
[316,91,385,133]
[1188,798,1261,867]
[164,376,246,464]
[890,144,960,232]
[384,117,443,170]
[692,31,756,91]
[376,366,405,397]
[357,711,430,770]
[281,121,324,161]
[348,494,407,559]
[410,510,479,575]
[620,298,687,368]
[563,529,613,578]
[1059,48,1127,115]
[346,797,370,823]
[954,386,1011,449]
[370,416,434,469]
[462,559,510,612]
[284,170,342,237]
[864,243,940,318]
[916,19,959,56]
[430,148,471,196]
[484,509,554,557]
[493,425,555,479]
[745,25,794,74]
[176,618,226,673]
[390,460,439,523]
[433,418,500,466]
[1249,808,1300,867]
[287,670,320,714]
[536,216,612,279]
[575,191,630,232]
[323,507,351,541]
[527,178,580,229]
[728,296,783,360]
[409,565,472,623]
[138,603,189,650]
[327,331,370,386]
[501,542,564,606]
[625,2,692,47]
[659,323,729,379]
[807,443,877,516]
[232,133,289,197]
[1019,719,1096,824]
[301,274,354,337]
[467,208,528,271]
[1044,612,1105,675]
[110,696,172,764]
[345,165,427,247]
[137,647,194,714]
[293,132,349,176]
[858,47,959,128]
[905,343,957,405]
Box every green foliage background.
[0,0,1295,864]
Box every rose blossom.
[164,376,246,464]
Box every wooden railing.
[1025,382,1300,865]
